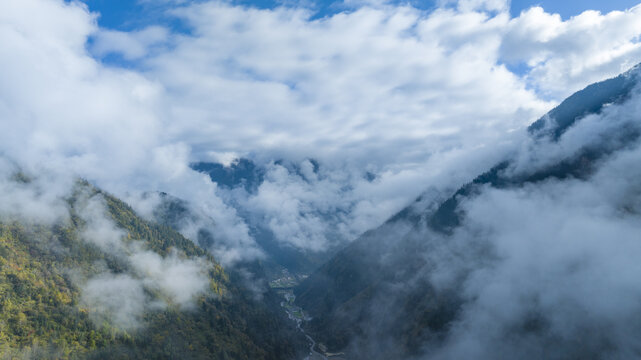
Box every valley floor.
[270,273,346,360]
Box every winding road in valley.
[303,333,327,360]
[272,273,342,359]
[278,290,327,360]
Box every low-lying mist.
[333,76,641,359]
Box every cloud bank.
[426,98,641,359]
[335,73,641,359]
[2,0,641,259]
[75,190,211,329]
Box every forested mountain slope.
[295,64,641,359]
[0,178,305,359]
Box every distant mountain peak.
[529,62,641,140]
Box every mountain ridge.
[294,62,641,358]
[0,177,306,359]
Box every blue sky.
[82,0,641,32]
[81,0,641,72]
[511,0,640,18]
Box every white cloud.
[455,0,508,13]
[91,26,169,60]
[501,4,641,98]
[3,1,641,345]
[155,2,545,167]
[339,81,641,359]
[82,273,148,330]
[430,132,641,359]
[1,0,641,258]
[0,158,72,225]
[75,191,212,327]
[0,0,261,263]
[130,248,210,307]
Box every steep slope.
[0,179,305,359]
[295,64,641,358]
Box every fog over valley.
[2,0,641,358]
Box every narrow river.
[303,333,327,360]
[279,290,328,360]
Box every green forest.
[0,181,304,359]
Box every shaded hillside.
[192,160,264,193]
[149,190,329,279]
[0,179,305,359]
[295,64,641,358]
